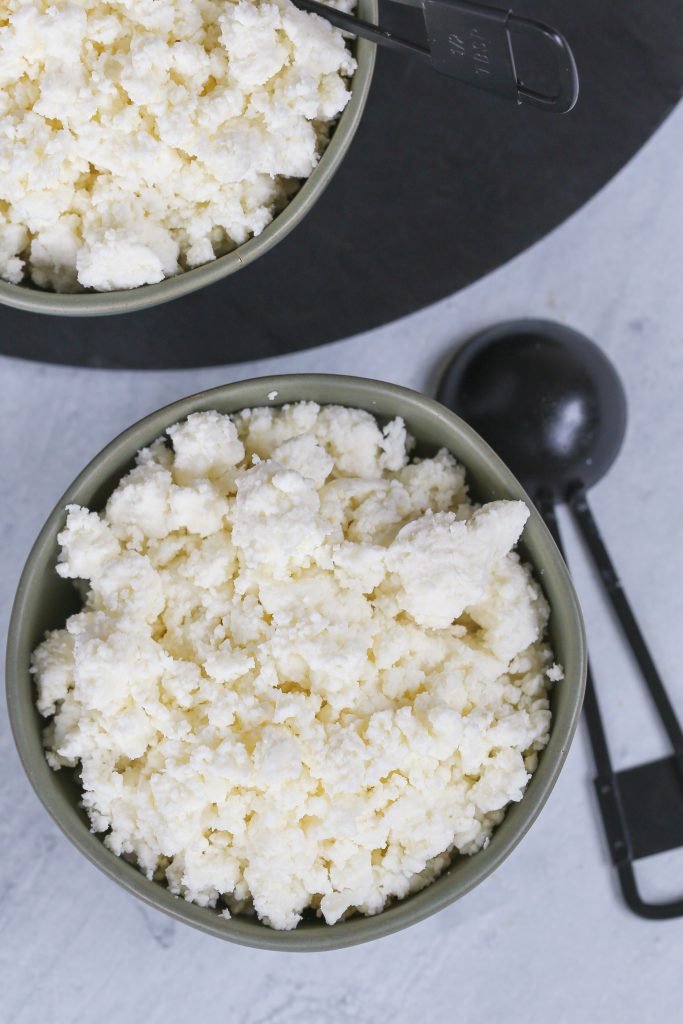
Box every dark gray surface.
[2,0,682,367]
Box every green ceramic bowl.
[0,13,376,318]
[6,375,586,951]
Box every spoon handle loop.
[536,488,683,920]
[567,483,683,762]
[291,0,578,112]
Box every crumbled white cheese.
[0,0,356,291]
[33,403,558,930]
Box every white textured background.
[2,102,683,1024]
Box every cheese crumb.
[0,0,357,291]
[32,403,558,930]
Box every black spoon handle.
[567,483,683,762]
[535,492,614,776]
[291,0,578,113]
[291,0,430,59]
[536,488,683,920]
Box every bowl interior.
[6,375,586,950]
[0,4,377,317]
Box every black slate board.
[2,1,682,369]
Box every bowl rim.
[6,374,587,950]
[0,9,377,318]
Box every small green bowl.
[0,12,376,318]
[6,375,586,951]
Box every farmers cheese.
[0,0,356,291]
[32,403,559,929]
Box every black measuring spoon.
[292,0,579,113]
[437,319,683,919]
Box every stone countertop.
[2,103,682,1024]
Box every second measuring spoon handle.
[567,482,683,763]
[535,491,613,773]
[535,488,683,921]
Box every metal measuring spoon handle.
[292,0,579,113]
[422,0,578,112]
[537,487,683,921]
[293,0,432,60]
[567,481,683,769]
